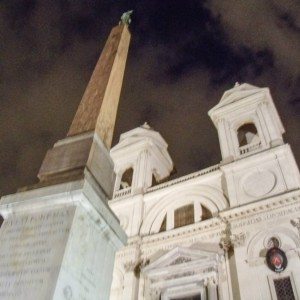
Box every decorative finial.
[141,122,151,129]
[120,10,133,25]
[234,82,240,87]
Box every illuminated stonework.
[109,84,300,300]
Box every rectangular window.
[274,277,295,300]
[174,204,194,228]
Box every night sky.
[0,0,299,196]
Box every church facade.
[109,83,300,300]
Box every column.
[217,119,231,160]
[113,170,123,195]
[132,150,152,193]
[122,265,139,300]
[259,103,283,147]
[256,103,271,147]
[194,201,202,223]
[207,278,218,300]
[166,209,174,230]
[218,119,235,163]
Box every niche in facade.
[237,123,259,147]
[119,167,133,190]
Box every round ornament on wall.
[242,170,276,197]
[266,247,287,273]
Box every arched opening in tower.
[119,167,133,190]
[237,123,259,147]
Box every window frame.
[161,282,206,300]
[268,272,298,300]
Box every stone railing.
[147,164,220,193]
[239,141,261,155]
[113,187,132,199]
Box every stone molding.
[136,191,300,250]
[291,217,300,236]
[232,232,247,248]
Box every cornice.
[219,189,300,223]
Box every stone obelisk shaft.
[38,24,131,197]
[68,24,130,149]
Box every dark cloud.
[0,0,299,196]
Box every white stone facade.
[0,168,126,300]
[109,84,300,300]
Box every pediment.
[208,83,268,115]
[144,245,220,272]
[110,126,168,155]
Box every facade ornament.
[120,10,133,25]
[124,261,136,273]
[265,236,281,249]
[170,257,192,265]
[208,276,217,286]
[149,287,160,299]
[291,217,300,236]
[133,259,150,277]
[219,220,233,252]
[232,232,247,248]
[141,122,151,129]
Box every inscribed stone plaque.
[0,206,75,299]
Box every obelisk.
[0,12,132,300]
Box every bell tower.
[208,83,285,163]
[0,13,132,300]
[110,123,174,196]
[209,83,300,207]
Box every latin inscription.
[232,204,300,229]
[0,207,75,299]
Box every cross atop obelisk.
[37,14,132,198]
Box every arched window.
[157,203,214,232]
[201,205,212,221]
[159,215,167,232]
[237,123,259,147]
[119,167,133,190]
[0,215,4,228]
[152,174,159,187]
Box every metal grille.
[274,277,295,300]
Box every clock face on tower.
[266,247,287,273]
